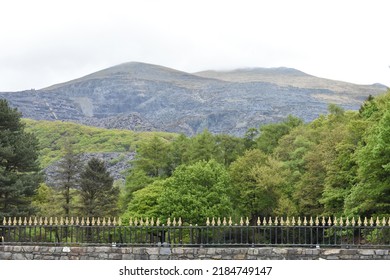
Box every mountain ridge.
[1,62,387,136]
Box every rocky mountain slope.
[1,62,387,136]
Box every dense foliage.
[0,100,41,220]
[3,89,390,223]
[120,90,390,222]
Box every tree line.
[1,90,390,223]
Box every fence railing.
[1,216,390,247]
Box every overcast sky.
[0,0,389,91]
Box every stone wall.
[1,245,389,260]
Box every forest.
[1,89,390,224]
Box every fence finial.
[370,217,374,227]
[217,217,221,226]
[118,217,122,226]
[178,217,182,226]
[245,217,250,226]
[364,217,368,226]
[223,217,227,226]
[156,218,160,226]
[211,217,216,226]
[291,217,296,226]
[172,217,177,226]
[167,217,171,226]
[358,217,362,226]
[303,217,308,226]
[240,217,244,226]
[286,216,290,226]
[257,217,261,226]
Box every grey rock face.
[44,152,135,187]
[0,62,387,136]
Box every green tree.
[215,134,245,166]
[230,149,285,222]
[256,115,303,154]
[54,139,82,216]
[0,99,41,219]
[121,169,155,212]
[158,160,232,225]
[243,127,259,149]
[345,110,390,215]
[134,136,171,177]
[31,183,73,217]
[168,134,191,171]
[188,129,218,163]
[79,158,119,217]
[122,180,164,221]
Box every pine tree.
[54,139,82,216]
[79,157,119,217]
[0,99,41,220]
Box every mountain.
[1,62,387,136]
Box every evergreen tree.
[79,158,119,217]
[135,135,171,177]
[54,139,82,216]
[188,129,218,163]
[0,99,41,219]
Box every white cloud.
[0,0,389,91]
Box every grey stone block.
[375,250,388,256]
[108,253,122,260]
[12,253,26,260]
[1,252,13,260]
[359,250,375,256]
[160,247,171,255]
[122,254,135,260]
[323,249,340,255]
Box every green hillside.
[23,119,178,168]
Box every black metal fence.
[1,216,390,248]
